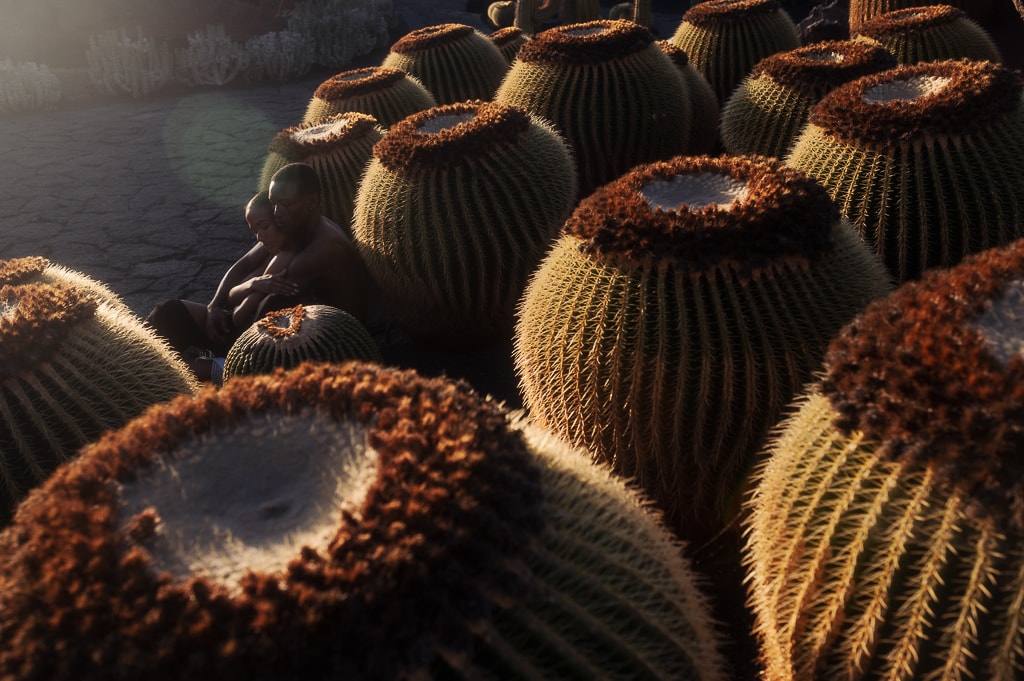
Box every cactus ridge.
[513,19,654,66]
[302,66,437,128]
[495,25,692,197]
[746,391,1024,680]
[353,102,576,346]
[0,363,726,680]
[489,26,528,63]
[853,4,1002,64]
[656,40,722,154]
[381,24,508,105]
[671,0,801,107]
[224,304,382,379]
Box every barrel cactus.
[656,39,722,155]
[852,4,1002,64]
[721,40,897,159]
[494,19,693,199]
[746,239,1024,681]
[224,304,381,379]
[258,113,384,234]
[669,0,801,106]
[381,23,509,105]
[514,154,891,542]
[0,361,727,681]
[488,26,528,63]
[849,0,993,31]
[786,58,1024,283]
[0,255,129,314]
[352,99,576,349]
[0,281,198,527]
[301,65,437,129]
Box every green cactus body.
[0,361,727,681]
[302,66,437,129]
[746,240,1024,681]
[514,155,890,542]
[785,59,1024,283]
[669,0,801,107]
[351,100,576,350]
[852,4,1002,64]
[721,41,897,159]
[494,19,693,199]
[489,26,528,63]
[0,282,198,527]
[258,113,384,233]
[381,23,509,105]
[849,0,992,31]
[223,304,381,379]
[656,40,722,155]
[0,255,131,314]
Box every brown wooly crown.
[256,303,306,339]
[822,241,1024,529]
[749,40,897,95]
[267,113,380,162]
[0,282,97,381]
[0,362,544,680]
[489,26,524,48]
[389,23,475,54]
[683,0,787,28]
[0,256,48,284]
[512,19,654,66]
[656,39,690,67]
[312,66,408,101]
[854,4,969,37]
[373,100,532,173]
[564,155,838,278]
[809,59,1023,148]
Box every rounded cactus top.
[312,66,412,101]
[0,282,97,379]
[389,22,476,54]
[0,361,544,678]
[373,99,535,172]
[683,0,786,27]
[267,112,381,161]
[0,256,49,285]
[656,39,690,68]
[854,4,970,37]
[489,25,525,48]
[513,19,654,66]
[748,40,897,93]
[564,155,839,276]
[809,59,1022,147]
[823,240,1024,528]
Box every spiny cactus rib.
[0,281,197,527]
[381,23,509,105]
[302,66,437,129]
[352,100,576,349]
[746,241,1024,680]
[495,19,693,199]
[721,41,897,158]
[224,304,381,379]
[515,155,890,541]
[852,4,1002,65]
[786,58,1024,283]
[489,26,528,63]
[670,0,801,106]
[0,362,727,681]
[655,40,721,154]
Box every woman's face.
[246,206,288,254]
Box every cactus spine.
[669,0,801,106]
[381,23,509,105]
[514,155,891,543]
[721,40,897,159]
[302,66,437,128]
[352,100,576,349]
[656,40,722,155]
[786,59,1024,283]
[852,4,1003,64]
[0,281,198,527]
[0,256,130,314]
[488,26,528,63]
[494,19,693,199]
[224,304,381,379]
[746,240,1024,680]
[0,361,727,681]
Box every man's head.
[268,163,322,234]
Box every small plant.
[0,60,60,114]
[175,24,249,87]
[244,30,314,83]
[85,27,174,98]
[286,0,394,70]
